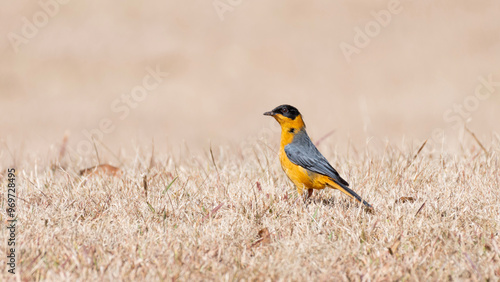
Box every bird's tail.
[326,179,373,210]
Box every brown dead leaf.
[256,181,262,192]
[80,164,122,177]
[388,235,402,256]
[249,228,272,249]
[395,197,416,204]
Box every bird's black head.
[263,104,301,120]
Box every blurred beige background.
[1,0,499,157]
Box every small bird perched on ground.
[264,104,373,209]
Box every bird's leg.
[295,187,309,205]
[307,189,314,199]
[300,189,314,205]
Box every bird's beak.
[263,111,275,116]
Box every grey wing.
[285,132,349,186]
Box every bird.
[264,104,373,209]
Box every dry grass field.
[3,137,500,280]
[1,0,500,281]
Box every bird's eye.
[282,108,288,113]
